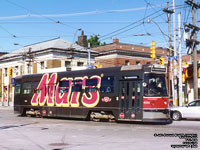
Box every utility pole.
[172,0,178,106]
[178,12,183,106]
[163,2,174,103]
[185,0,200,100]
[192,0,198,100]
[88,43,91,66]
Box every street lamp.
[14,43,26,75]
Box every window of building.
[136,61,140,65]
[5,68,8,77]
[40,61,45,69]
[77,62,84,66]
[15,66,19,75]
[125,60,130,66]
[27,64,31,74]
[65,61,71,68]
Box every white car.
[170,100,200,121]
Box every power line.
[99,4,187,41]
[4,0,95,35]
[99,3,172,39]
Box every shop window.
[15,66,19,75]
[40,61,45,69]
[5,68,8,77]
[77,62,84,66]
[65,61,71,68]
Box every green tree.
[87,35,106,47]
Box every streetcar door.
[119,80,143,120]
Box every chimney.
[113,38,119,43]
[78,31,87,47]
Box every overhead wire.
[4,0,96,35]
[99,4,187,41]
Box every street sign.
[173,56,178,60]
[11,78,15,85]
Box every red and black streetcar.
[14,64,172,124]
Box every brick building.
[93,38,169,67]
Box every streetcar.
[14,64,172,124]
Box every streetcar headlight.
[164,101,167,105]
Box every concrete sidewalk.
[0,106,14,110]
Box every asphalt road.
[0,107,200,150]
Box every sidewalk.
[0,105,14,110]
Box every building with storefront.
[0,38,97,106]
[182,54,200,103]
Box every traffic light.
[150,41,156,60]
[8,67,13,76]
[159,57,165,65]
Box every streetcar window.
[59,88,69,93]
[15,83,21,95]
[100,76,114,93]
[72,84,82,92]
[144,74,168,97]
[86,79,98,86]
[32,82,38,89]
[59,80,69,87]
[22,82,32,94]
[85,87,97,93]
[72,80,82,84]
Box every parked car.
[170,99,200,121]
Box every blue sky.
[0,0,199,55]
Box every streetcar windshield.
[144,74,168,97]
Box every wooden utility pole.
[192,0,198,100]
[163,2,174,102]
[185,0,200,100]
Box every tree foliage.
[87,35,106,47]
